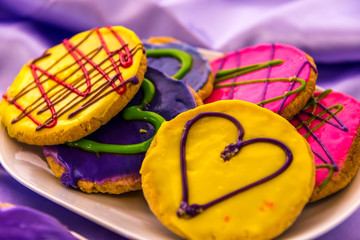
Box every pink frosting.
[205,43,312,114]
[290,91,360,186]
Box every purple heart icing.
[177,112,293,218]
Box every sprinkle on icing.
[140,129,148,134]
[177,112,293,218]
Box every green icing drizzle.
[215,59,283,83]
[302,89,332,110]
[67,79,165,154]
[213,59,309,106]
[316,164,335,189]
[295,90,344,139]
[292,89,348,189]
[215,77,306,107]
[146,49,192,79]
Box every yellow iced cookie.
[0,26,146,145]
[141,100,315,240]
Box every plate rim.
[1,48,360,240]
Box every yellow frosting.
[0,26,145,145]
[141,100,315,240]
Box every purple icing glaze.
[0,205,77,240]
[144,42,212,92]
[43,67,197,188]
[177,112,293,218]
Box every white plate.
[0,123,179,240]
[1,49,360,240]
[2,117,360,240]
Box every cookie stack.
[1,26,360,239]
[202,43,360,203]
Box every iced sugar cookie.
[205,43,317,119]
[0,203,77,240]
[290,90,360,202]
[141,100,315,240]
[43,67,199,194]
[144,41,214,100]
[0,26,146,145]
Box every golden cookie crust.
[0,203,13,208]
[197,71,214,101]
[147,36,182,44]
[188,87,204,106]
[46,156,141,194]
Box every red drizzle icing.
[3,27,143,131]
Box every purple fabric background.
[0,0,360,239]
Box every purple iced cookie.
[43,67,198,194]
[144,41,213,100]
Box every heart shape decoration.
[140,100,315,240]
[177,112,293,218]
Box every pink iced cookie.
[290,90,360,202]
[205,43,318,119]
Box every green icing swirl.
[316,164,335,189]
[67,79,165,154]
[146,49,192,79]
